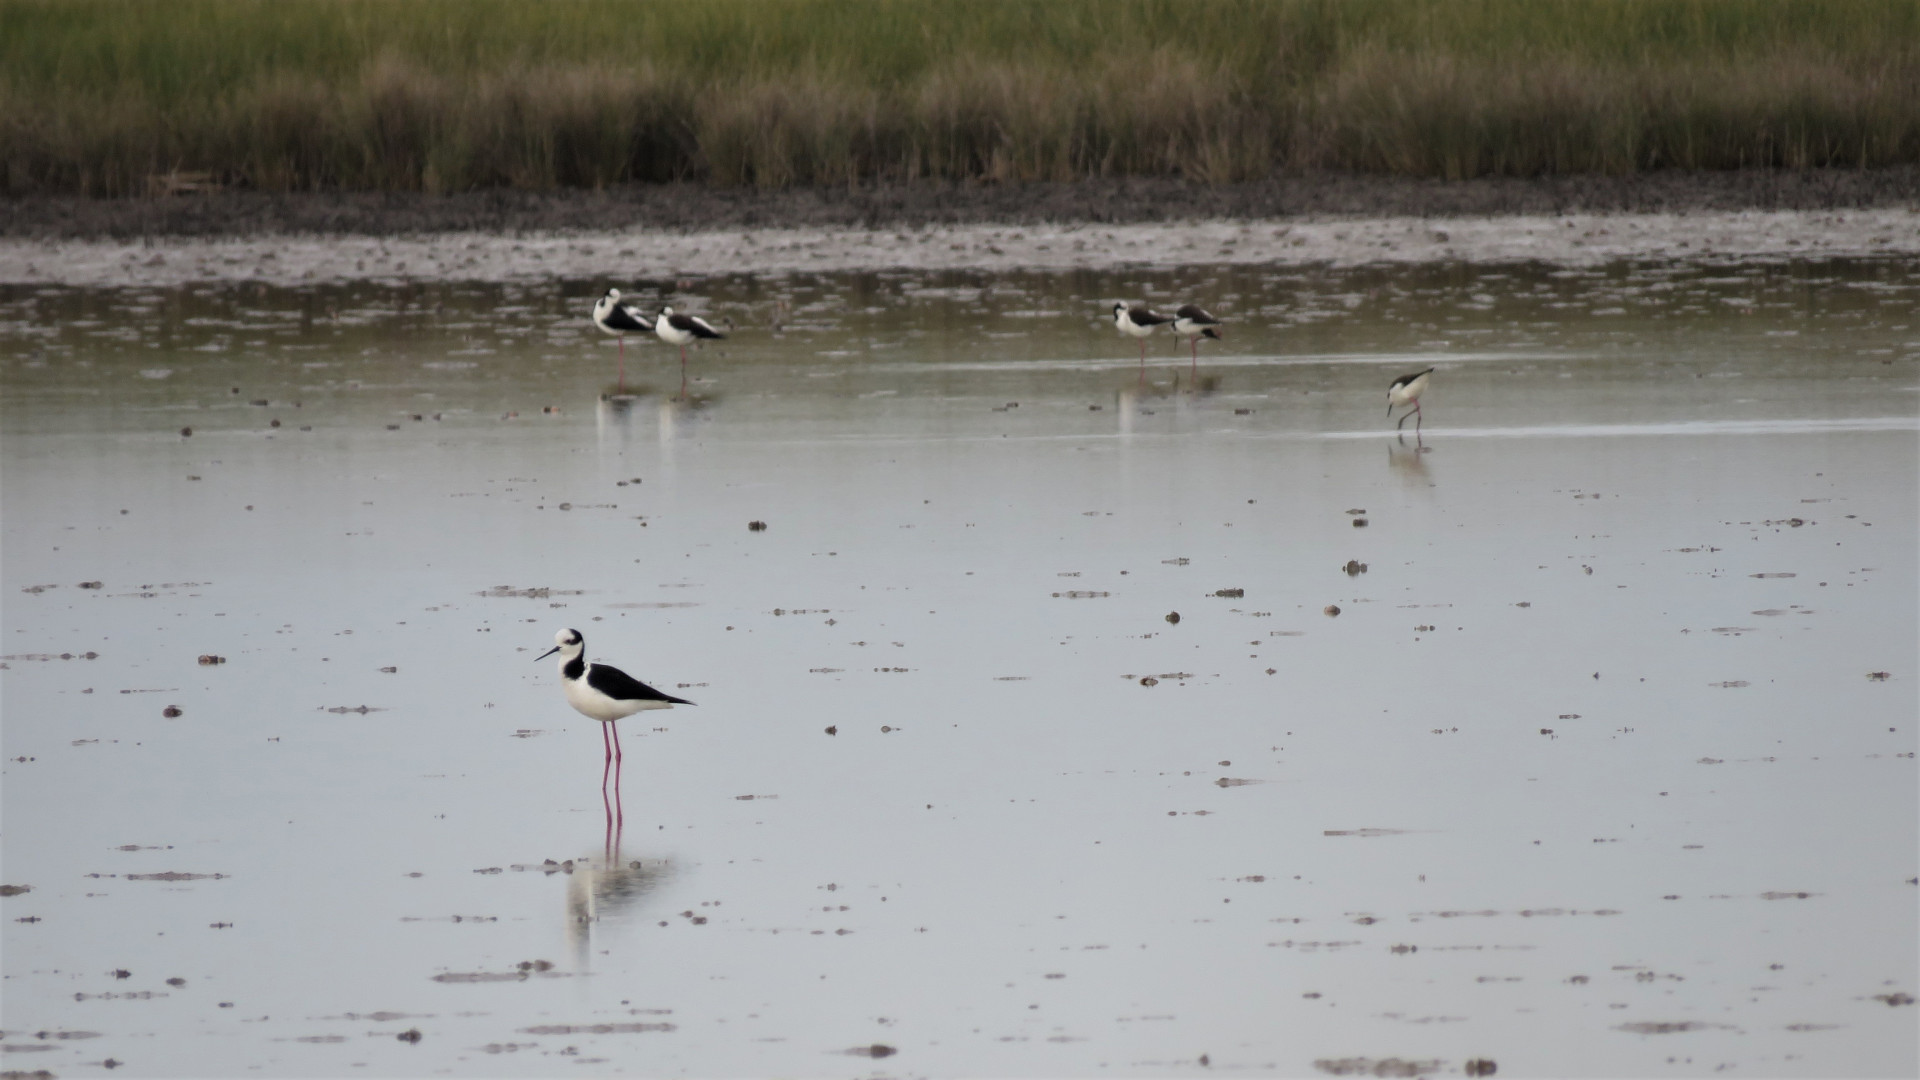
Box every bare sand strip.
[4,208,1916,288]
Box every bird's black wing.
[587,663,695,705]
[670,313,726,340]
[1175,304,1218,324]
[604,305,653,333]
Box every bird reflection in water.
[1388,437,1432,480]
[563,790,672,969]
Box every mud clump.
[1313,1058,1442,1077]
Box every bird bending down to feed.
[1112,303,1174,388]
[591,289,654,391]
[654,306,726,399]
[1386,367,1435,432]
[537,628,693,815]
[1170,304,1224,383]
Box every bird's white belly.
[563,679,671,722]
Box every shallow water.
[3,259,1916,1077]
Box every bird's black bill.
[535,646,560,662]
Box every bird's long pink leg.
[1138,339,1147,390]
[611,724,624,827]
[680,347,689,400]
[617,335,626,391]
[1190,338,1199,386]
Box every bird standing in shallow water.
[591,289,654,391]
[1386,367,1435,433]
[1112,303,1174,389]
[654,306,726,400]
[537,628,693,823]
[1170,304,1224,385]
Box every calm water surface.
[3,259,1916,1077]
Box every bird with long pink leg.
[1386,367,1435,436]
[537,628,693,826]
[654,306,726,400]
[591,289,654,392]
[1112,302,1174,389]
[1170,304,1224,387]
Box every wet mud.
[5,169,1917,241]
[2,251,1914,1077]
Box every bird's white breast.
[563,675,652,722]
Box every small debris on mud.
[1873,992,1915,1006]
[1140,676,1160,687]
[197,654,226,665]
[1313,1057,1441,1077]
[1323,605,1341,617]
[162,705,182,718]
[1343,560,1368,576]
[1351,518,1368,528]
[1213,588,1245,598]
[845,1044,897,1058]
[520,1021,675,1035]
[397,1028,423,1043]
[126,871,225,881]
[824,725,837,735]
[1866,671,1891,681]
[1464,1060,1498,1077]
[748,520,768,531]
[0,884,31,896]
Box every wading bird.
[1170,304,1224,383]
[591,289,654,391]
[536,628,694,821]
[1112,303,1174,388]
[1386,367,1435,433]
[654,306,726,399]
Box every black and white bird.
[1386,367,1435,432]
[536,628,693,775]
[1112,303,1174,387]
[591,289,654,390]
[654,306,726,399]
[1169,304,1224,381]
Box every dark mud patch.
[1615,1021,1728,1035]
[1313,1056,1444,1076]
[1324,828,1408,838]
[11,169,1917,241]
[520,1022,675,1035]
[125,871,226,882]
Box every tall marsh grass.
[1,0,1913,195]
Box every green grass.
[2,0,1914,195]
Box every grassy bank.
[3,0,1915,196]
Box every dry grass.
[1,0,1913,195]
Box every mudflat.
[5,168,1918,242]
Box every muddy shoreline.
[6,168,1918,241]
